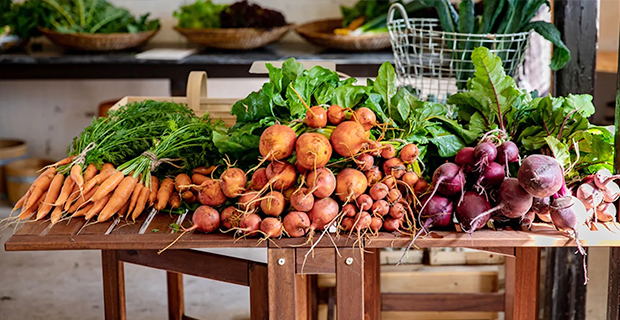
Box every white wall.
[600,0,620,52]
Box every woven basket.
[295,19,391,51]
[175,25,292,50]
[39,27,159,51]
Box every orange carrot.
[11,189,30,214]
[23,169,55,212]
[72,202,94,218]
[83,163,98,182]
[101,163,115,171]
[70,164,84,189]
[174,174,192,192]
[91,171,125,202]
[50,205,64,226]
[191,173,208,185]
[51,156,75,168]
[193,166,216,175]
[54,175,76,206]
[64,183,81,210]
[35,174,64,220]
[155,178,174,210]
[169,192,181,209]
[82,168,115,195]
[19,191,46,220]
[127,183,143,216]
[85,194,111,220]
[131,187,151,221]
[68,186,98,213]
[148,176,159,206]
[97,176,138,222]
[118,199,130,218]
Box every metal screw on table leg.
[345,257,354,265]
[278,258,286,266]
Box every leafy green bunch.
[66,100,198,170]
[449,47,612,177]
[35,0,159,34]
[1,0,46,38]
[423,0,569,71]
[174,0,226,29]
[117,116,224,186]
[213,58,475,172]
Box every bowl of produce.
[295,18,390,52]
[34,0,160,51]
[0,0,39,52]
[174,0,292,50]
[295,0,429,51]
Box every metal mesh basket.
[387,3,531,103]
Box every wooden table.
[5,210,620,320]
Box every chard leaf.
[544,136,570,168]
[374,62,397,117]
[333,84,367,109]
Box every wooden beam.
[514,248,540,320]
[612,22,620,320]
[504,255,516,320]
[268,249,297,320]
[249,263,269,320]
[118,249,255,286]
[364,249,381,320]
[336,248,364,320]
[101,250,126,320]
[550,1,598,319]
[382,292,505,312]
[296,248,336,274]
[608,248,620,320]
[166,272,184,320]
[553,0,598,96]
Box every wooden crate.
[426,248,506,266]
[111,71,238,126]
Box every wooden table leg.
[336,248,364,320]
[101,250,126,320]
[249,262,269,320]
[364,248,380,320]
[268,248,297,320]
[513,247,540,320]
[166,271,184,320]
[504,254,516,320]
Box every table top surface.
[6,209,620,251]
[0,42,393,66]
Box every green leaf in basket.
[523,21,570,71]
[458,0,474,34]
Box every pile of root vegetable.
[6,47,617,264]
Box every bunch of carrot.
[9,156,216,226]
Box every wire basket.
[387,3,531,102]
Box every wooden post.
[101,250,126,320]
[513,248,540,320]
[336,248,364,320]
[249,263,269,320]
[504,254,516,320]
[268,248,297,320]
[610,23,620,320]
[364,249,381,320]
[550,2,598,320]
[166,272,184,320]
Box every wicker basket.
[175,25,292,50]
[39,27,159,51]
[112,71,237,127]
[295,19,391,51]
